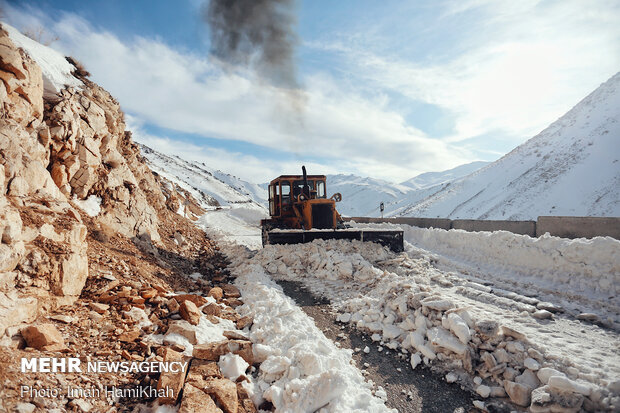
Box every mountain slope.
[398,73,620,219]
[400,161,490,190]
[140,144,267,210]
[326,174,410,217]
[325,161,490,217]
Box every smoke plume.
[204,0,301,90]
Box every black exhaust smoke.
[204,0,300,90]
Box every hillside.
[140,144,268,210]
[399,161,490,190]
[0,23,261,412]
[396,73,620,219]
[325,161,489,217]
[139,144,268,248]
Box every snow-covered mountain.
[141,73,619,222]
[325,175,410,217]
[397,72,620,219]
[325,162,490,217]
[140,144,268,210]
[400,161,490,190]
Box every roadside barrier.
[345,216,620,240]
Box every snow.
[218,353,249,382]
[140,144,267,209]
[399,161,490,190]
[394,72,620,219]
[361,222,620,323]
[72,195,102,217]
[226,247,395,412]
[140,144,267,248]
[3,23,82,96]
[244,232,619,409]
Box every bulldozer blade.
[266,229,404,252]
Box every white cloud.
[126,115,343,183]
[314,0,620,144]
[3,4,473,183]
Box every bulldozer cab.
[268,175,327,218]
[261,166,404,252]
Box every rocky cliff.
[0,24,179,337]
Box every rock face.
[0,25,171,339]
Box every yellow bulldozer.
[261,166,404,252]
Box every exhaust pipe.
[301,165,309,198]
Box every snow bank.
[353,222,620,320]
[249,238,619,411]
[3,23,82,96]
[226,246,394,412]
[404,225,620,303]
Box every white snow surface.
[354,222,620,320]
[395,73,620,219]
[225,246,395,413]
[140,144,267,248]
[248,234,619,410]
[399,161,490,190]
[72,195,101,217]
[140,144,267,208]
[3,23,82,96]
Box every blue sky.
[3,0,620,183]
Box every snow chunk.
[410,353,422,370]
[427,327,468,356]
[218,353,249,381]
[447,313,470,344]
[548,376,592,396]
[72,195,101,217]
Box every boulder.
[180,300,201,326]
[179,384,222,413]
[202,378,238,413]
[89,302,109,314]
[167,320,198,344]
[208,287,224,301]
[21,324,65,351]
[157,348,186,405]
[221,284,241,298]
[175,294,208,307]
[203,303,222,316]
[194,340,253,364]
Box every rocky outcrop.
[0,25,171,338]
[43,83,165,241]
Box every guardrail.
[345,216,620,240]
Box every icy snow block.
[427,327,467,356]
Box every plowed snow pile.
[247,233,620,411]
[223,244,395,412]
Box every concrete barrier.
[347,217,452,230]
[536,216,620,239]
[452,219,536,236]
[346,215,620,240]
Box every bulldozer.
[261,166,404,252]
